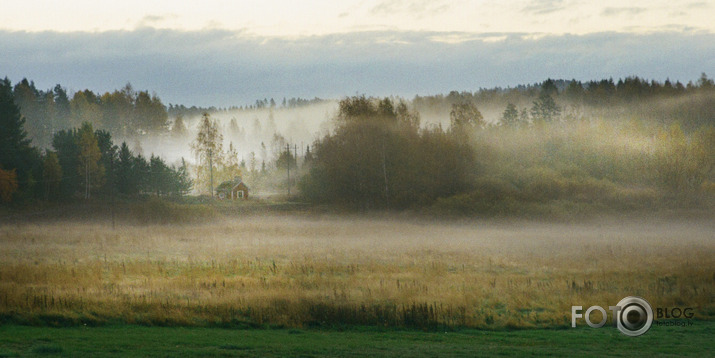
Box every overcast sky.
[1,0,713,106]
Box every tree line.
[1,78,191,204]
[414,73,715,130]
[415,74,714,110]
[3,73,713,211]
[8,76,335,151]
[9,80,170,149]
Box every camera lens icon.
[615,296,653,336]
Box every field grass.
[0,214,713,330]
[0,321,713,357]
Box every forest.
[1,74,714,216]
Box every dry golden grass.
[0,215,713,328]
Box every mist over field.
[1,2,714,352]
[1,214,713,329]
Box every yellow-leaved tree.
[0,167,18,203]
[191,113,224,196]
[77,122,104,199]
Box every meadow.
[1,213,713,329]
[2,321,714,357]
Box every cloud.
[601,7,647,17]
[1,28,713,107]
[139,15,165,24]
[522,0,565,15]
[370,0,451,17]
[686,1,709,9]
[135,14,179,29]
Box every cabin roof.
[216,177,249,192]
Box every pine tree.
[176,158,193,195]
[116,142,137,195]
[0,77,39,200]
[303,145,314,168]
[530,93,561,122]
[171,115,188,138]
[1,78,31,168]
[501,103,519,126]
[42,151,62,200]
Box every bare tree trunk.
[382,137,389,208]
[209,149,213,197]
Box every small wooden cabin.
[216,177,249,200]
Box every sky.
[1,0,714,106]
